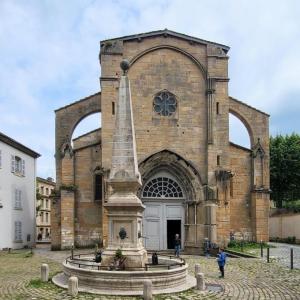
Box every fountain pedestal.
[101,181,147,269]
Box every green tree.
[270,133,300,208]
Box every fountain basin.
[53,255,195,295]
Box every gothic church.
[52,30,270,253]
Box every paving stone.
[0,248,299,299]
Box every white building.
[0,132,40,249]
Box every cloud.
[0,0,300,178]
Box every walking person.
[216,248,227,278]
[174,234,181,257]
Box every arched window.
[142,176,184,198]
[229,113,251,149]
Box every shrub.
[115,248,123,259]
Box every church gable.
[101,29,229,54]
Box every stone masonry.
[52,29,270,251]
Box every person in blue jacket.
[216,248,227,278]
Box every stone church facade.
[52,30,270,253]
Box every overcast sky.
[1,0,300,179]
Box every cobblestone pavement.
[265,242,300,269]
[0,247,300,299]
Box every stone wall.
[229,143,252,240]
[269,213,300,240]
[52,94,101,250]
[73,130,102,247]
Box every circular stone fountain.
[53,254,195,295]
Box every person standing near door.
[174,234,181,257]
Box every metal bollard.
[290,248,294,270]
[68,276,78,297]
[196,273,205,291]
[267,247,270,263]
[143,279,153,300]
[195,264,201,277]
[71,244,74,260]
[260,240,263,258]
[41,264,49,282]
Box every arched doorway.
[141,170,185,251]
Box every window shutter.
[11,155,15,173]
[14,189,18,208]
[18,222,22,240]
[14,221,22,241]
[19,190,22,208]
[14,189,22,209]
[22,159,25,176]
[14,221,18,240]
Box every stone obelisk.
[101,60,147,269]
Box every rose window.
[153,91,177,116]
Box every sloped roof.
[55,92,101,112]
[37,176,56,185]
[0,131,40,158]
[101,29,230,53]
[229,96,270,117]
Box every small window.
[11,155,25,176]
[41,212,44,223]
[217,155,221,166]
[95,174,102,201]
[15,156,22,173]
[46,188,49,195]
[40,186,44,194]
[230,178,233,198]
[112,102,115,115]
[14,189,22,209]
[14,221,22,242]
[216,102,220,115]
[46,199,49,209]
[46,213,49,223]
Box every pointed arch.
[138,149,204,203]
[229,109,254,148]
[129,45,208,80]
